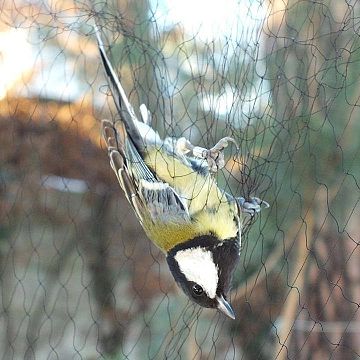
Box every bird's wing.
[102,120,190,224]
[97,29,191,225]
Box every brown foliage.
[0,97,111,188]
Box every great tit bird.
[95,27,268,319]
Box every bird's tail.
[94,24,162,153]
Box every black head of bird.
[167,235,240,319]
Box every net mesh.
[1,0,360,359]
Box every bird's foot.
[237,196,269,216]
[175,136,238,173]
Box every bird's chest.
[143,204,239,253]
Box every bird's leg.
[236,196,270,216]
[175,137,238,173]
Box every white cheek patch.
[174,248,218,299]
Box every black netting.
[1,1,360,359]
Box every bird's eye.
[192,284,204,296]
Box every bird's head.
[166,234,240,319]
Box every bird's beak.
[216,295,235,320]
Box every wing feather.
[102,120,189,224]
[96,26,196,229]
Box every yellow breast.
[142,147,239,252]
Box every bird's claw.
[205,137,238,173]
[175,136,238,173]
[209,137,238,153]
[237,196,269,216]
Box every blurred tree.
[263,0,360,358]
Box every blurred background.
[1,0,360,359]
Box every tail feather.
[94,24,144,153]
